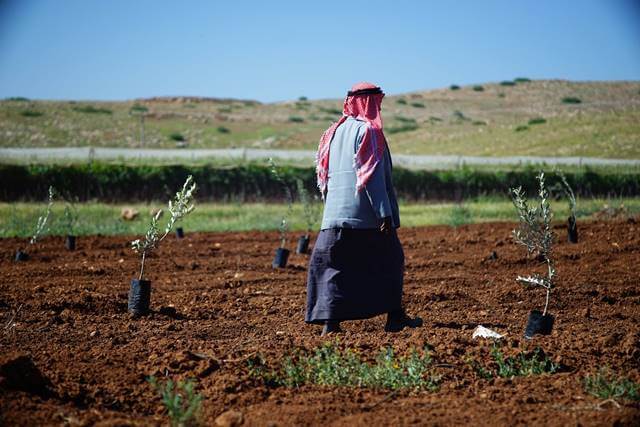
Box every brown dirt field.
[1,220,639,426]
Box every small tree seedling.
[268,158,294,267]
[510,172,556,317]
[131,175,196,280]
[148,376,202,427]
[296,178,320,239]
[61,196,79,250]
[30,186,56,245]
[557,170,579,243]
[268,158,293,249]
[16,186,55,261]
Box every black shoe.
[321,321,342,336]
[385,310,423,333]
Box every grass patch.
[498,92,506,98]
[288,116,304,123]
[472,120,487,126]
[583,368,639,401]
[500,81,516,86]
[1,197,639,237]
[446,204,472,227]
[515,125,529,132]
[470,346,559,379]
[387,122,419,134]
[248,343,440,391]
[318,106,342,115]
[216,126,230,134]
[562,96,582,104]
[396,98,407,105]
[410,102,425,108]
[473,85,485,92]
[72,105,112,115]
[528,117,547,125]
[20,110,44,118]
[429,116,443,122]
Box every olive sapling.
[131,175,197,281]
[295,178,320,254]
[510,172,557,338]
[557,171,578,243]
[268,158,293,266]
[16,186,55,261]
[62,197,79,250]
[128,176,196,316]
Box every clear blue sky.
[1,0,639,102]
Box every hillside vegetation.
[1,80,639,158]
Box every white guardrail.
[1,147,639,168]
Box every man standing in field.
[305,82,422,335]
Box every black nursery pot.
[65,235,76,251]
[15,250,29,262]
[524,310,554,339]
[296,235,310,254]
[128,279,151,316]
[176,227,185,239]
[272,248,290,268]
[567,217,578,244]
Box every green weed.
[515,125,529,132]
[473,85,485,92]
[249,343,440,391]
[410,102,425,108]
[396,98,407,105]
[288,116,304,123]
[583,368,639,401]
[490,346,559,378]
[148,376,202,427]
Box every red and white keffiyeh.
[316,82,386,196]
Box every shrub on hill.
[562,97,582,104]
[72,105,113,115]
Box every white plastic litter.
[472,325,504,339]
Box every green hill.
[2,79,639,158]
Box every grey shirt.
[320,117,400,230]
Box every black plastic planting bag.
[65,235,76,251]
[524,310,554,339]
[296,235,310,254]
[567,217,578,244]
[272,248,290,268]
[14,250,28,261]
[128,279,151,316]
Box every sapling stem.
[131,176,197,281]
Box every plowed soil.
[1,220,639,426]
